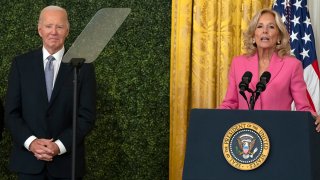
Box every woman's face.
[254,12,280,51]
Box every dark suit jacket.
[5,48,96,178]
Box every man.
[5,5,96,179]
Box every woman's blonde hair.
[243,8,291,58]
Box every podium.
[183,109,320,180]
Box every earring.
[252,39,257,47]
[276,40,281,45]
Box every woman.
[219,8,320,131]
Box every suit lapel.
[245,52,284,89]
[33,49,49,105]
[245,53,259,91]
[267,53,284,84]
[49,62,72,105]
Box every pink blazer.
[220,52,314,113]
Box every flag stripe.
[312,60,320,78]
[306,90,316,112]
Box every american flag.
[273,0,320,114]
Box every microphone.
[255,71,271,93]
[239,71,253,92]
[253,71,271,105]
[249,71,271,110]
[239,71,253,109]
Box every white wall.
[308,0,320,68]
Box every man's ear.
[38,26,43,37]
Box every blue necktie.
[45,56,55,101]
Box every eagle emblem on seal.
[237,134,258,159]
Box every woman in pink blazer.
[219,8,320,131]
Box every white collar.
[42,47,65,61]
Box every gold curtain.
[170,0,272,179]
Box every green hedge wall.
[0,0,170,179]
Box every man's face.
[38,9,69,54]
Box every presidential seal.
[222,122,270,170]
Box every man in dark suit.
[5,5,96,179]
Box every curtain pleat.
[170,0,193,179]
